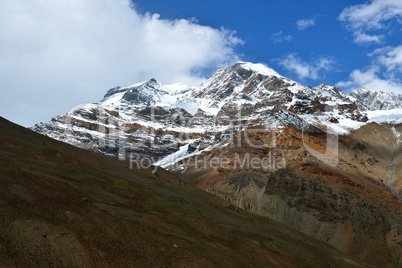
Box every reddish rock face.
[176,123,402,266]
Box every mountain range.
[32,61,402,266]
[33,62,402,160]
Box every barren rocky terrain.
[0,117,370,267]
[30,62,402,267]
[175,122,402,266]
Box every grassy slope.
[0,117,368,267]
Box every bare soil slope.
[0,117,368,267]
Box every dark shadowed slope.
[0,117,368,267]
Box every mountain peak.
[103,78,161,100]
[233,61,281,77]
[144,78,159,87]
[349,87,371,95]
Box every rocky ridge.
[32,61,402,163]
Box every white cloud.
[0,0,243,126]
[339,0,402,44]
[371,45,402,73]
[337,67,402,93]
[296,18,315,30]
[271,31,292,43]
[338,45,402,93]
[338,1,402,92]
[276,54,335,80]
[354,33,383,44]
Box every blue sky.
[0,0,402,126]
[133,0,402,89]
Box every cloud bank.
[0,0,242,126]
[337,67,402,93]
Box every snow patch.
[368,109,402,125]
[237,61,282,77]
[153,144,196,168]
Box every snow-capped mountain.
[32,61,402,163]
[349,87,402,111]
[31,62,402,262]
